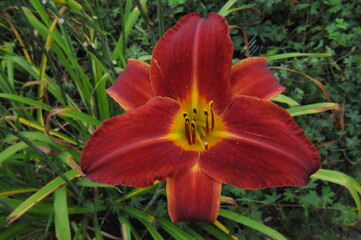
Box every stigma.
[182,101,215,150]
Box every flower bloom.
[81,13,320,222]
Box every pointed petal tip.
[107,59,153,110]
[231,57,285,100]
[167,167,221,222]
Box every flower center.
[169,100,223,152]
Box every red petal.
[167,165,221,222]
[231,57,285,100]
[106,59,154,110]
[200,95,320,189]
[81,97,197,188]
[150,13,234,113]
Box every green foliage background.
[0,0,360,239]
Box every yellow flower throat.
[170,100,224,152]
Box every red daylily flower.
[81,13,320,222]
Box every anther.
[204,109,209,137]
[183,112,188,118]
[184,116,191,145]
[209,101,215,130]
[191,121,196,145]
[204,141,208,150]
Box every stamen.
[204,141,208,150]
[191,121,196,145]
[209,101,215,130]
[204,109,209,137]
[193,108,197,122]
[184,116,191,145]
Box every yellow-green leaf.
[7,170,81,226]
[287,102,341,117]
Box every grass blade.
[119,214,132,240]
[267,52,332,61]
[0,222,32,240]
[7,170,81,226]
[196,222,233,240]
[137,218,164,240]
[287,102,341,117]
[0,142,29,164]
[311,169,361,217]
[4,116,78,145]
[157,217,193,240]
[1,196,104,215]
[271,94,300,106]
[219,209,287,240]
[54,186,71,240]
[0,187,39,197]
[61,107,101,127]
[0,93,52,110]
[218,0,238,17]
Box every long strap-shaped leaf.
[287,102,341,117]
[267,52,332,61]
[218,209,288,240]
[311,169,361,218]
[6,170,80,226]
[54,186,71,240]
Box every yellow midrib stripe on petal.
[190,18,204,108]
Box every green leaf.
[0,93,52,110]
[196,222,233,240]
[0,222,32,240]
[286,102,341,117]
[92,214,105,240]
[119,214,132,240]
[0,196,104,215]
[29,0,50,25]
[157,217,194,240]
[137,218,165,240]
[61,107,101,127]
[0,142,29,164]
[311,169,361,217]
[267,52,332,61]
[219,209,288,240]
[116,183,158,202]
[0,187,39,197]
[5,117,77,145]
[7,170,81,225]
[122,205,193,240]
[271,94,300,106]
[54,186,71,240]
[112,0,148,62]
[218,0,237,16]
[75,178,112,188]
